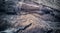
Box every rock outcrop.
[0,0,60,33]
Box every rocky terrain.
[0,0,60,33]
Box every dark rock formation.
[0,0,60,33]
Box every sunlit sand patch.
[13,14,51,30]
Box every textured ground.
[0,0,60,33]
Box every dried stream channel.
[0,0,60,33]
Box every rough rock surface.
[0,0,60,33]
